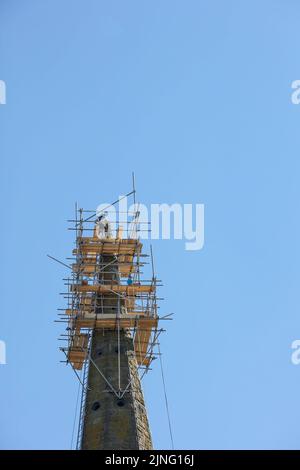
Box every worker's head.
[96,211,108,222]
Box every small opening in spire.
[92,401,100,411]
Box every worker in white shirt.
[95,212,112,239]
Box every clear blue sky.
[1,0,300,450]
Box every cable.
[47,254,72,270]
[77,190,135,225]
[71,369,82,450]
[158,342,174,450]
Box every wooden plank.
[125,297,135,310]
[118,254,134,277]
[77,237,141,246]
[72,259,134,278]
[72,264,96,273]
[134,327,151,362]
[68,351,85,370]
[73,246,139,255]
[67,333,89,370]
[75,317,158,330]
[72,238,141,256]
[71,284,154,294]
[65,309,147,316]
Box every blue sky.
[1,0,300,449]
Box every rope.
[158,342,174,450]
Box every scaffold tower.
[56,190,166,450]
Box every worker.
[127,274,133,286]
[95,212,112,239]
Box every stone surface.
[81,329,152,450]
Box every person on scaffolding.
[95,212,112,239]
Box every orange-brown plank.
[134,327,151,362]
[73,246,138,255]
[71,284,153,294]
[65,309,147,316]
[77,237,141,246]
[75,317,157,330]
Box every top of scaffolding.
[55,184,167,375]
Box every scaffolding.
[55,191,167,448]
